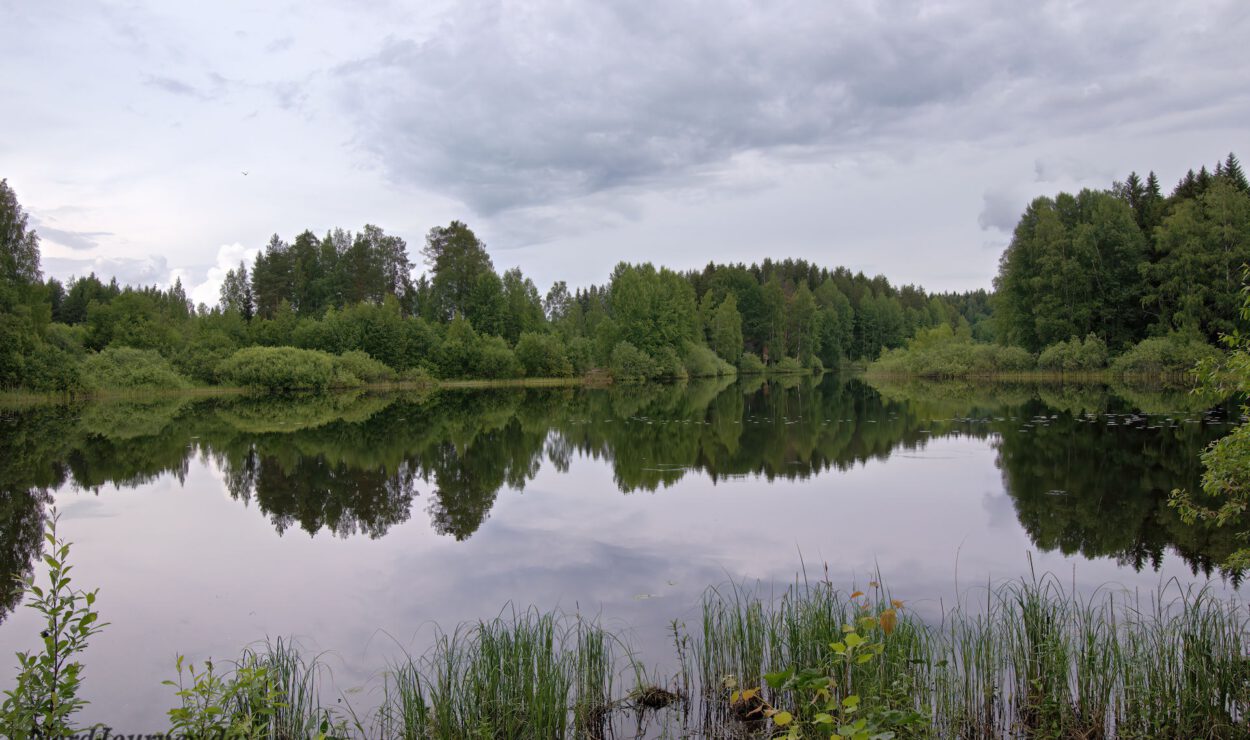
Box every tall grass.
[27,568,1250,737]
[244,638,335,738]
[694,572,1250,739]
[375,609,622,739]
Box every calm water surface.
[0,375,1241,728]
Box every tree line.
[2,153,1245,391]
[0,179,989,391]
[994,153,1250,351]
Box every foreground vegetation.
[5,516,1249,738]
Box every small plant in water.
[0,509,108,739]
[727,589,925,740]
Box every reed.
[376,609,622,739]
[693,572,1250,739]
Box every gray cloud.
[145,74,205,98]
[333,0,1249,217]
[36,225,112,252]
[978,191,1026,233]
[265,36,295,53]
[28,214,113,251]
[1034,157,1118,185]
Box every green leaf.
[773,710,793,727]
[765,668,794,688]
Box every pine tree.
[1223,152,1249,193]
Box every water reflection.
[0,375,1240,622]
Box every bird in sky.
[241,171,249,176]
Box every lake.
[0,374,1242,731]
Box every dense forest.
[0,152,1246,392]
[0,181,990,391]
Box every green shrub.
[333,350,395,385]
[80,347,192,390]
[994,345,1036,372]
[436,317,481,379]
[869,328,1036,378]
[476,336,523,379]
[23,344,82,392]
[1111,332,1220,377]
[174,330,239,384]
[43,323,86,357]
[682,343,722,378]
[1037,334,1109,372]
[400,318,441,372]
[216,346,336,391]
[515,332,573,378]
[436,316,522,379]
[654,346,688,380]
[565,337,595,375]
[771,356,806,375]
[397,366,435,385]
[610,341,659,382]
[738,352,766,375]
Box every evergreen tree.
[1222,152,1248,193]
[1144,179,1250,340]
[251,233,292,319]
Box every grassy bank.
[864,368,1203,386]
[0,365,832,408]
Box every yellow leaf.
[741,687,760,701]
[880,608,897,635]
[851,591,864,599]
[774,710,793,726]
[731,690,741,703]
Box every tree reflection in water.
[0,374,1240,623]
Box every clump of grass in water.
[377,608,624,739]
[696,573,926,726]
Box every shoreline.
[0,368,1208,408]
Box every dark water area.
[0,374,1242,728]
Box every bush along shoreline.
[5,515,1250,739]
[868,321,1223,384]
[1,342,834,402]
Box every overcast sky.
[2,0,1248,306]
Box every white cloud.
[189,243,260,308]
[42,254,177,288]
